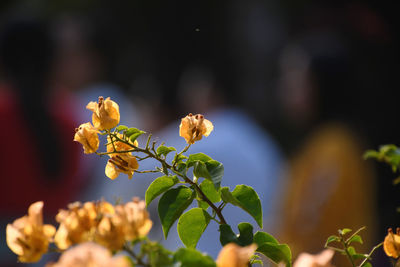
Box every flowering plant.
[5,97,399,266]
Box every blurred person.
[274,15,378,265]
[0,19,86,266]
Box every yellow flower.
[293,249,335,267]
[6,201,56,263]
[383,228,400,259]
[86,96,120,130]
[179,113,213,144]
[95,216,126,251]
[105,134,139,180]
[74,122,100,154]
[216,243,257,267]
[116,198,152,241]
[54,201,115,250]
[105,154,139,180]
[46,242,130,267]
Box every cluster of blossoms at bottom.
[6,198,152,263]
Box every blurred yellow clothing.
[279,123,376,265]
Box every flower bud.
[86,96,120,130]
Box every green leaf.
[219,224,239,246]
[145,176,179,207]
[193,161,211,180]
[199,180,221,203]
[197,199,209,210]
[125,127,143,137]
[157,145,176,157]
[325,235,340,246]
[173,248,216,267]
[219,223,254,247]
[130,132,145,143]
[221,185,263,227]
[339,228,352,236]
[254,231,279,246]
[158,186,195,238]
[115,125,128,132]
[257,243,292,267]
[187,153,213,166]
[347,234,363,245]
[178,208,211,248]
[237,222,254,246]
[205,160,224,189]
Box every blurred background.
[1,0,399,266]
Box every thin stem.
[174,170,227,225]
[105,132,227,225]
[135,170,160,174]
[340,235,356,267]
[358,242,383,267]
[123,244,150,267]
[346,226,366,245]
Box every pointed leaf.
[221,185,263,227]
[157,145,176,157]
[158,186,195,238]
[347,234,363,245]
[339,228,352,236]
[145,176,179,207]
[257,243,292,267]
[178,208,211,248]
[254,231,279,246]
[115,125,128,132]
[325,235,340,247]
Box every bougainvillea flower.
[94,215,126,251]
[105,154,139,180]
[46,242,130,267]
[6,201,56,263]
[54,201,115,250]
[86,96,120,130]
[293,249,335,267]
[74,122,100,154]
[179,113,213,144]
[116,198,152,241]
[216,243,256,267]
[383,228,400,258]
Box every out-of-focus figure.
[0,19,85,266]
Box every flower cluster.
[74,96,140,180]
[6,198,152,263]
[55,198,152,251]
